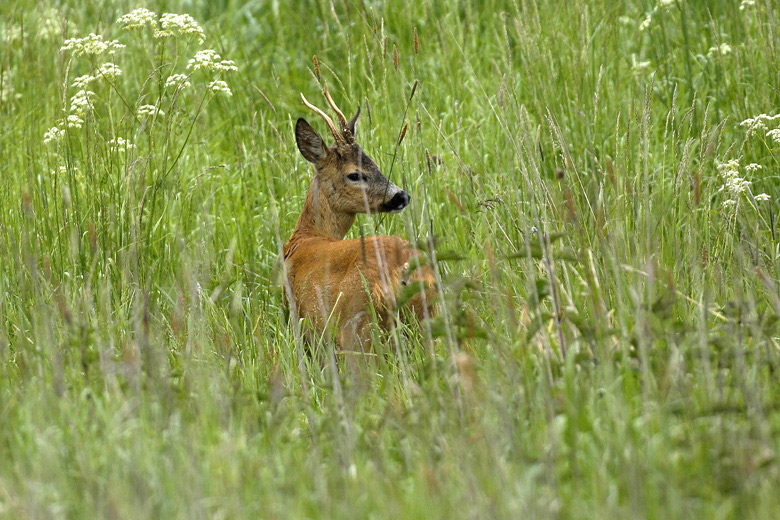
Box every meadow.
[1,0,780,518]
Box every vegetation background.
[2,0,780,518]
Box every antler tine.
[323,83,349,132]
[300,93,343,144]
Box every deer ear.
[296,118,327,163]
[347,105,361,137]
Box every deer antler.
[323,83,349,133]
[300,93,345,146]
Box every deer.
[282,86,436,366]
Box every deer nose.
[382,191,411,212]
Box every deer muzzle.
[381,190,411,213]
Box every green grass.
[2,0,780,518]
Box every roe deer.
[283,87,436,359]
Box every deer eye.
[346,173,367,182]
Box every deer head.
[295,87,410,215]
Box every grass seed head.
[398,122,408,145]
[313,55,321,81]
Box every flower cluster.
[46,10,237,153]
[718,160,751,197]
[66,114,84,129]
[638,0,679,32]
[165,73,192,90]
[61,33,125,57]
[43,126,65,144]
[97,62,123,80]
[70,89,95,116]
[137,105,165,117]
[740,0,756,10]
[3,9,74,43]
[187,50,238,73]
[155,13,206,43]
[107,137,135,153]
[38,11,71,40]
[207,80,232,96]
[740,113,780,138]
[117,9,206,43]
[1,70,21,103]
[72,74,94,89]
[71,63,123,90]
[716,158,771,210]
[116,8,157,30]
[2,25,24,44]
[707,43,732,57]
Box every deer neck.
[290,177,355,241]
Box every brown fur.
[283,95,435,353]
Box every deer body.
[283,88,435,351]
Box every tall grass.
[1,0,779,518]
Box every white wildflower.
[61,33,125,57]
[718,159,768,212]
[107,137,135,153]
[1,71,21,103]
[739,0,756,10]
[207,80,232,96]
[729,178,751,196]
[657,0,676,11]
[639,15,652,31]
[66,114,84,129]
[71,74,95,89]
[1,84,19,103]
[117,8,157,30]
[716,158,754,210]
[155,13,205,43]
[219,59,238,72]
[767,129,780,144]
[716,159,740,176]
[44,125,65,144]
[1,82,18,103]
[741,117,765,134]
[740,113,780,137]
[70,89,95,115]
[754,193,771,202]
[37,11,72,40]
[137,104,164,117]
[2,25,25,44]
[187,50,238,73]
[708,43,732,57]
[165,73,191,90]
[52,166,68,176]
[96,62,123,81]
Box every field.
[2,0,780,518]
